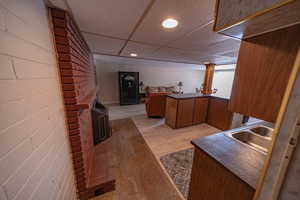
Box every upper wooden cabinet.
[229,25,300,122]
[207,97,233,130]
[214,0,300,39]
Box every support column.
[202,63,215,95]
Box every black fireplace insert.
[91,100,112,145]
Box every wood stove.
[91,100,112,145]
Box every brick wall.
[0,0,77,200]
[50,8,101,200]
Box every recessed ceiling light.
[130,53,137,57]
[162,18,178,29]
[203,62,210,65]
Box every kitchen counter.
[210,94,230,100]
[167,93,208,99]
[165,94,209,128]
[168,93,230,100]
[165,93,233,130]
[191,127,266,189]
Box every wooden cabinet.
[207,97,233,130]
[214,0,300,39]
[229,25,300,122]
[165,97,178,128]
[177,99,195,128]
[193,98,209,124]
[165,95,234,129]
[188,147,255,200]
[165,96,208,129]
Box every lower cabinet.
[165,97,208,129]
[207,97,233,130]
[193,97,209,124]
[188,148,255,200]
[165,97,179,128]
[165,96,233,130]
[177,99,195,128]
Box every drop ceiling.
[49,0,241,65]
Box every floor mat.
[160,148,194,199]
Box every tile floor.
[106,104,146,120]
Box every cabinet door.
[177,99,195,128]
[165,97,178,128]
[193,98,209,124]
[188,148,255,200]
[207,98,233,130]
[229,25,300,122]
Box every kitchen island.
[165,93,233,130]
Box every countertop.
[191,126,266,189]
[210,93,230,100]
[167,93,230,100]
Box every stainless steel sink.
[250,126,273,137]
[225,126,273,154]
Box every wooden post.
[202,63,215,95]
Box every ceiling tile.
[132,0,215,45]
[146,47,237,65]
[145,47,203,64]
[66,0,150,39]
[175,38,241,60]
[120,41,159,57]
[218,50,240,58]
[83,33,126,55]
[167,23,230,50]
[206,38,241,55]
[197,55,237,65]
[94,54,204,70]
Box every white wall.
[212,70,235,98]
[0,1,77,200]
[96,61,205,104]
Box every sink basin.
[224,125,273,154]
[250,126,273,137]
[231,131,271,153]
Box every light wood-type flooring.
[132,114,220,158]
[92,115,221,200]
[106,104,146,120]
[92,118,182,200]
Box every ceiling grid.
[50,0,241,65]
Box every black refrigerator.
[119,72,139,105]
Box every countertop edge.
[191,137,256,189]
[167,93,230,100]
[191,126,266,189]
